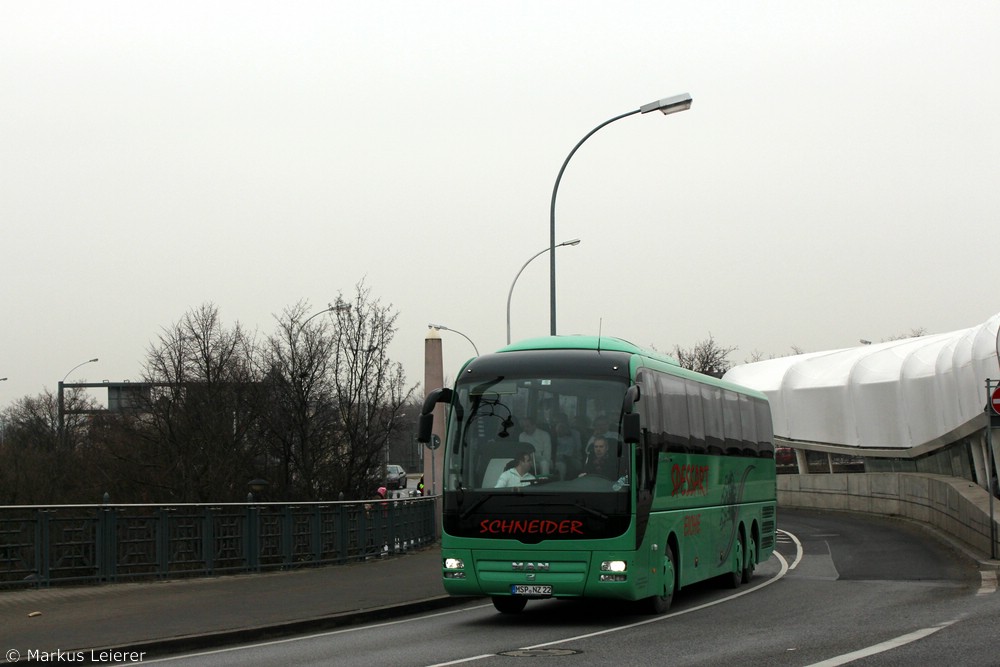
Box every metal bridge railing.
[0,497,438,588]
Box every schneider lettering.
[479,518,584,536]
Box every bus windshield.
[444,374,631,494]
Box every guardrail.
[778,473,999,561]
[0,496,438,589]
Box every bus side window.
[660,374,690,453]
[686,380,706,454]
[702,384,724,455]
[635,371,660,492]
[739,393,759,457]
[722,390,743,456]
[635,371,660,443]
[755,399,775,457]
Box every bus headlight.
[599,560,627,582]
[601,560,627,572]
[443,557,466,579]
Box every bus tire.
[492,596,527,614]
[643,545,675,614]
[723,533,744,590]
[742,534,757,584]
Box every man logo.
[511,562,550,571]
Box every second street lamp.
[507,239,580,344]
[58,357,99,446]
[427,324,479,357]
[549,93,692,335]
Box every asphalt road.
[138,509,997,667]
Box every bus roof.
[495,335,767,401]
[499,335,679,366]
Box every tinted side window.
[722,390,743,455]
[701,384,724,454]
[739,393,758,456]
[686,380,705,453]
[755,399,775,456]
[659,374,690,452]
[636,370,661,444]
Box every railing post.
[156,508,170,578]
[282,505,294,567]
[97,504,117,582]
[338,504,349,563]
[203,507,216,575]
[36,509,49,587]
[246,502,259,572]
[311,505,322,563]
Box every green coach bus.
[417,336,776,614]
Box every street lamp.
[58,357,98,445]
[507,239,581,344]
[428,324,479,356]
[62,357,99,383]
[300,300,351,331]
[549,93,692,335]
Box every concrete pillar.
[794,448,810,474]
[424,328,445,532]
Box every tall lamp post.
[427,324,479,357]
[549,93,692,335]
[507,239,580,344]
[58,357,99,445]
[299,300,351,332]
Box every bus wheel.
[742,535,757,584]
[643,546,675,614]
[724,534,744,589]
[492,596,527,614]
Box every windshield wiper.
[516,500,609,520]
[459,494,494,520]
[572,502,608,519]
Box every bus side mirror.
[417,414,435,444]
[417,387,453,443]
[623,413,641,444]
[621,384,641,444]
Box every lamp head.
[640,93,693,115]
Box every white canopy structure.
[723,313,1000,457]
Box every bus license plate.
[511,584,552,596]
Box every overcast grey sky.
[2,1,998,408]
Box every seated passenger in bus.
[494,450,536,488]
[553,414,582,479]
[578,437,615,479]
[584,417,618,455]
[518,417,552,476]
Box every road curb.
[73,596,470,663]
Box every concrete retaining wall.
[778,472,999,560]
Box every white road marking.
[803,620,958,667]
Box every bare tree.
[259,301,341,500]
[884,327,928,341]
[673,333,737,378]
[0,389,101,503]
[330,282,414,499]
[139,303,262,502]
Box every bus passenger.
[495,450,536,488]
[518,417,552,476]
[578,437,615,479]
[553,414,583,479]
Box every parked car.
[774,447,795,465]
[386,464,408,489]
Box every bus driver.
[495,450,536,488]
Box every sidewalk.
[1,545,458,661]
